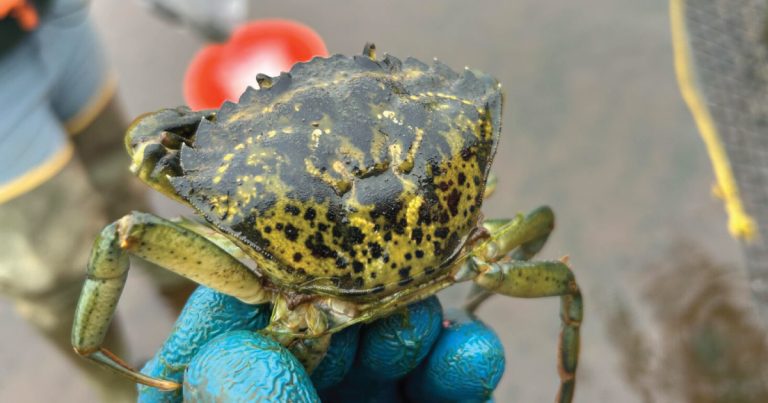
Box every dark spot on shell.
[447,188,460,216]
[335,256,348,268]
[348,227,365,244]
[461,148,473,161]
[435,227,450,239]
[293,252,303,262]
[264,226,272,233]
[417,204,432,225]
[411,228,423,243]
[285,204,301,216]
[303,207,316,221]
[404,252,412,260]
[305,231,337,259]
[398,267,411,279]
[415,250,424,258]
[439,211,450,224]
[458,172,466,186]
[369,242,383,258]
[433,241,443,255]
[352,261,364,273]
[284,224,299,241]
[394,219,406,235]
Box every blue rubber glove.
[138,286,505,403]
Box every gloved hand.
[138,286,505,403]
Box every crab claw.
[125,107,215,200]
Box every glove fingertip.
[404,310,505,402]
[184,330,320,402]
[311,324,361,390]
[354,296,443,381]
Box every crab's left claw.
[125,107,215,201]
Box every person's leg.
[0,14,139,398]
[0,157,139,403]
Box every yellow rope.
[0,143,74,205]
[669,0,758,241]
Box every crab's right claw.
[125,107,215,201]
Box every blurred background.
[1,0,764,401]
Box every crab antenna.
[256,73,273,89]
[363,42,376,60]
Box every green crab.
[72,43,582,402]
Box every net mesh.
[676,0,768,319]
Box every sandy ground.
[0,1,744,402]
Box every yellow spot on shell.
[406,196,424,230]
[311,129,323,149]
[332,160,348,176]
[389,143,403,167]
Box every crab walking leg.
[466,206,555,312]
[472,258,582,403]
[72,211,269,390]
